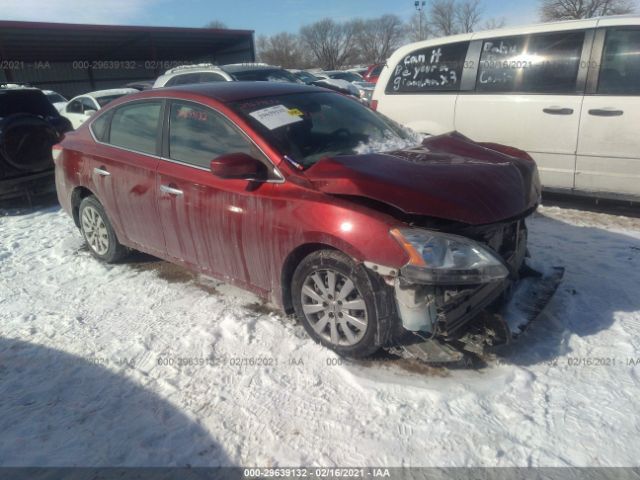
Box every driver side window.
[81,97,97,113]
[168,101,255,169]
[66,99,83,114]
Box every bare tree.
[456,0,483,33]
[540,0,635,20]
[256,33,309,68]
[482,17,507,30]
[355,15,405,64]
[300,18,359,69]
[407,10,431,41]
[204,20,228,29]
[429,0,458,36]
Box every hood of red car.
[303,132,540,226]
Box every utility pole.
[414,1,426,40]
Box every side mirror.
[210,152,267,180]
[84,109,97,117]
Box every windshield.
[95,94,128,107]
[232,69,302,83]
[230,92,421,168]
[0,90,59,117]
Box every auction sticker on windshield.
[249,104,303,130]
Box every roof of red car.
[158,81,323,103]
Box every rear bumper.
[0,169,56,201]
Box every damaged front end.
[369,217,564,363]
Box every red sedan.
[54,82,557,360]
[363,64,384,84]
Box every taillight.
[52,144,63,162]
[370,100,378,111]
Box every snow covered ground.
[1,200,639,467]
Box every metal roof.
[0,20,254,62]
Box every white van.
[372,16,640,201]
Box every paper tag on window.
[249,105,303,130]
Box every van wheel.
[79,196,128,263]
[292,250,393,358]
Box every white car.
[152,64,233,88]
[62,88,137,129]
[373,15,640,201]
[153,63,301,88]
[42,90,68,112]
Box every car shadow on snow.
[492,211,640,368]
[0,337,234,468]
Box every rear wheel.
[292,250,393,357]
[79,196,128,263]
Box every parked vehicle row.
[54,81,560,361]
[373,16,640,201]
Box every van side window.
[385,42,470,93]
[477,31,585,94]
[598,29,640,95]
[168,101,253,169]
[109,101,162,155]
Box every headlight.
[390,228,509,285]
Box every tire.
[79,196,128,263]
[0,113,59,172]
[291,250,396,358]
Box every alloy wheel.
[81,206,110,256]
[300,269,368,346]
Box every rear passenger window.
[386,42,469,93]
[165,73,200,86]
[198,72,225,83]
[109,101,161,155]
[90,111,111,142]
[477,31,585,94]
[598,28,640,95]
[168,101,253,168]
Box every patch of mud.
[128,259,221,296]
[351,350,450,376]
[244,301,282,316]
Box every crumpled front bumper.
[386,265,564,363]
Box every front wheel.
[291,250,394,358]
[79,196,128,263]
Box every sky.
[1,0,540,35]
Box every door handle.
[543,107,574,115]
[588,108,623,117]
[160,184,184,196]
[93,167,110,177]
